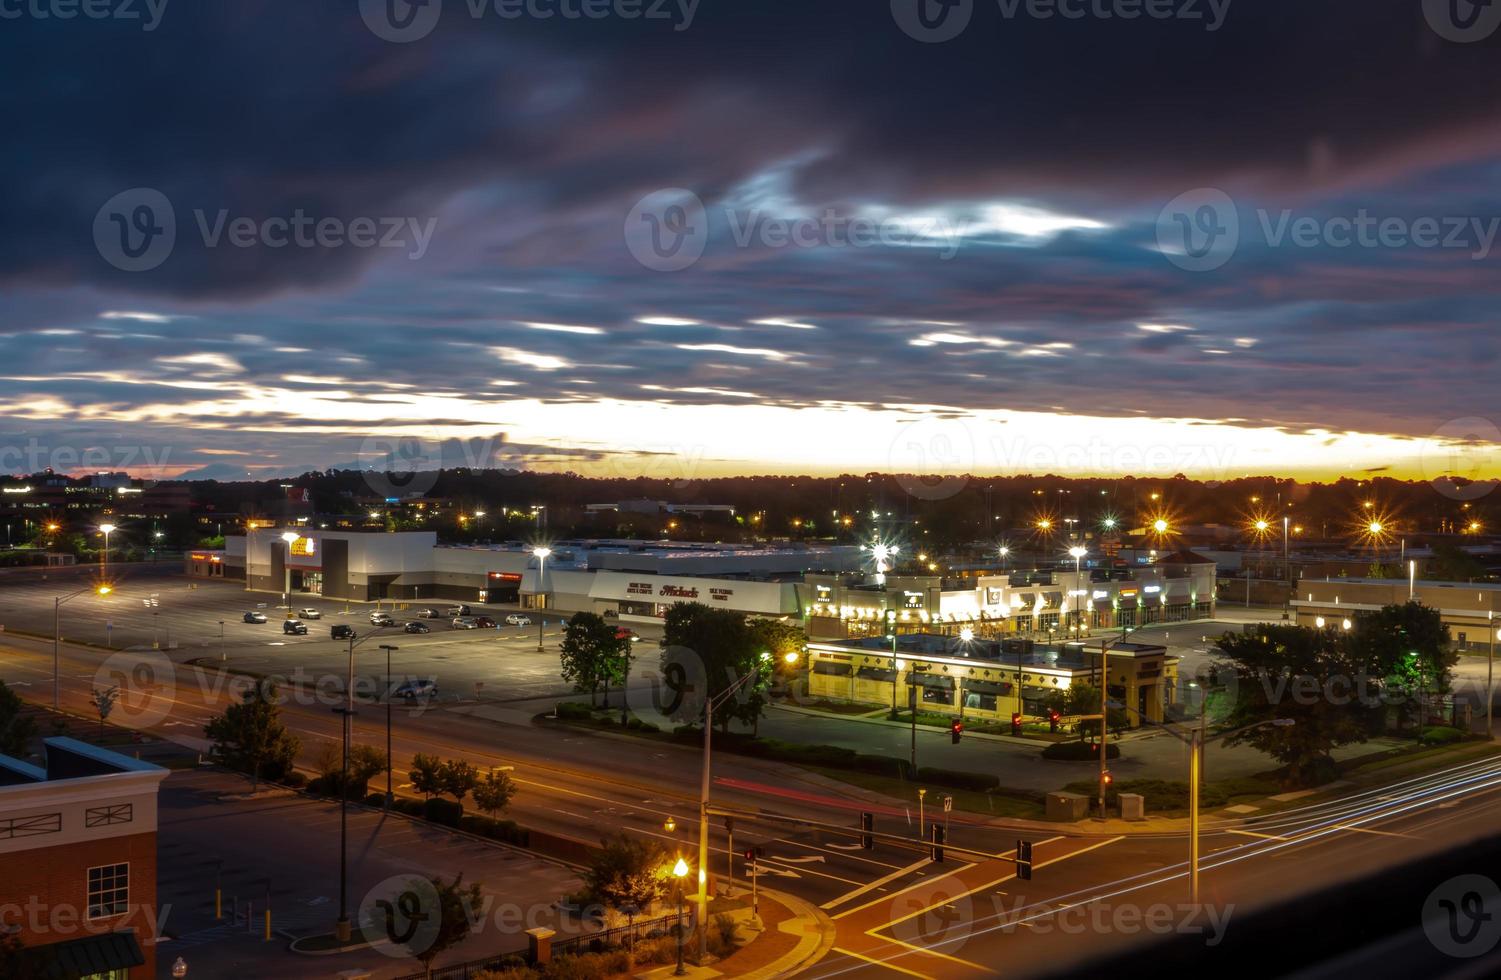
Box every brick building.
[0,738,167,978]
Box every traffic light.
[884,609,897,640]
[1011,712,1022,736]
[950,721,964,744]
[930,824,945,863]
[860,811,874,850]
[1102,770,1114,787]
[1016,839,1034,880]
[1048,709,1060,734]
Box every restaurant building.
[805,633,1179,727]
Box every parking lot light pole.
[532,547,551,652]
[380,644,398,810]
[280,532,299,611]
[335,626,394,943]
[53,585,111,710]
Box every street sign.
[943,796,953,813]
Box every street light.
[1069,546,1087,639]
[99,523,116,573]
[532,546,551,652]
[280,531,299,611]
[53,584,112,709]
[672,857,690,976]
[693,667,759,963]
[380,644,398,810]
[333,625,397,942]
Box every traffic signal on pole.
[1102,770,1114,787]
[860,811,874,850]
[930,824,945,863]
[1011,712,1023,736]
[1048,709,1060,733]
[950,721,964,744]
[1017,839,1034,880]
[884,609,896,640]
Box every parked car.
[282,620,308,635]
[614,627,639,642]
[243,611,267,624]
[450,616,479,629]
[404,621,431,634]
[369,611,395,626]
[393,678,438,701]
[473,616,497,628]
[446,604,472,617]
[504,613,532,627]
[417,607,443,619]
[297,607,322,620]
[331,624,356,640]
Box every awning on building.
[963,679,1014,696]
[19,930,145,979]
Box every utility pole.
[381,644,397,810]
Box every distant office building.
[0,738,168,978]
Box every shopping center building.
[1294,576,1501,651]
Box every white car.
[450,616,479,629]
[369,611,396,626]
[297,608,322,620]
[504,614,532,627]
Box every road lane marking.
[821,857,935,911]
[1226,829,1289,841]
[829,946,934,980]
[1329,824,1415,839]
[873,934,992,974]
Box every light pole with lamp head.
[532,546,551,652]
[1068,546,1087,639]
[53,584,112,709]
[671,856,689,975]
[1488,614,1496,741]
[99,523,116,574]
[280,532,299,611]
[333,625,397,943]
[380,644,398,809]
[694,667,759,964]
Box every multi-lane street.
[3,570,1500,977]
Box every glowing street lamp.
[99,523,116,572]
[280,531,300,610]
[672,857,690,975]
[1068,546,1087,638]
[532,546,552,651]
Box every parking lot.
[0,567,619,705]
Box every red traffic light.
[1102,770,1114,786]
[950,721,964,744]
[1010,712,1023,735]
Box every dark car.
[331,624,356,640]
[282,620,308,635]
[418,607,443,619]
[473,616,497,629]
[243,611,267,624]
[446,604,471,617]
[404,621,431,634]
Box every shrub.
[556,702,595,721]
[423,797,464,826]
[1042,741,1120,761]
[1419,725,1464,746]
[473,968,537,980]
[281,771,307,788]
[849,754,913,779]
[365,792,385,808]
[916,767,999,792]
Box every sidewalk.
[636,888,834,980]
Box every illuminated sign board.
[289,537,316,557]
[815,584,834,604]
[902,590,925,609]
[286,535,322,569]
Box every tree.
[662,602,767,733]
[1352,601,1457,732]
[1426,542,1488,583]
[471,768,517,819]
[584,833,670,911]
[347,744,388,798]
[1215,616,1417,787]
[439,759,478,806]
[560,612,629,707]
[405,874,484,979]
[409,753,443,800]
[0,681,38,758]
[204,681,300,791]
[89,685,120,740]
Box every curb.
[727,888,836,980]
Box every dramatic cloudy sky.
[3,0,1501,483]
